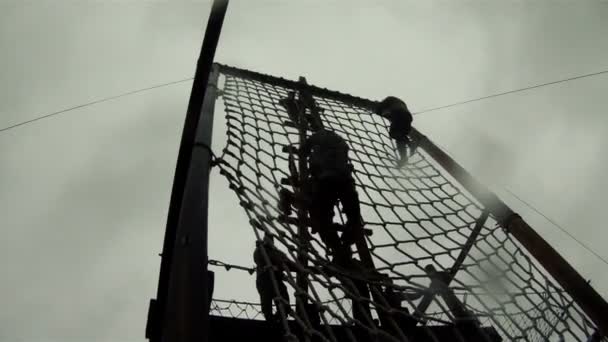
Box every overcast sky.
[1,0,607,341]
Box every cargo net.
[212,64,600,342]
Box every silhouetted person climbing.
[375,96,415,166]
[253,234,293,322]
[299,129,364,263]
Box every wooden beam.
[148,1,228,342]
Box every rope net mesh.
[211,64,600,342]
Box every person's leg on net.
[278,188,294,217]
[325,228,352,267]
[309,178,343,258]
[273,272,292,320]
[256,275,274,322]
[319,228,343,259]
[407,135,419,158]
[338,175,364,246]
[395,139,409,166]
[310,199,339,251]
[389,125,410,167]
[352,278,372,325]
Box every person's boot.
[332,246,353,269]
[397,148,409,167]
[278,188,294,216]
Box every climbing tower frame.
[146,1,608,341]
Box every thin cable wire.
[502,187,608,267]
[4,68,607,133]
[413,69,608,116]
[0,77,193,134]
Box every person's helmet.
[375,96,407,115]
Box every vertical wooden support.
[412,128,608,336]
[295,78,312,324]
[147,1,228,342]
[162,65,221,342]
